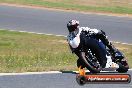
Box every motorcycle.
[76,31,129,73]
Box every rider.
[67,20,119,69]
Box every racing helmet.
[67,20,79,32]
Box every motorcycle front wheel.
[79,52,102,73]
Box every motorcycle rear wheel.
[116,62,129,73]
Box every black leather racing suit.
[67,27,117,68]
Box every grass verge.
[0,29,131,73]
[0,0,132,14]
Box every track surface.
[0,5,132,88]
[0,5,132,43]
[0,71,132,88]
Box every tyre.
[80,52,102,73]
[116,62,129,73]
[77,58,86,69]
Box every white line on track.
[0,71,62,76]
[0,69,132,76]
[5,29,132,45]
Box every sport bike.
[77,31,129,73]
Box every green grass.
[0,0,132,14]
[0,29,77,72]
[0,29,131,73]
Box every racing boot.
[103,55,119,71]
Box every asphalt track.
[0,5,132,44]
[0,71,132,88]
[0,5,132,88]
